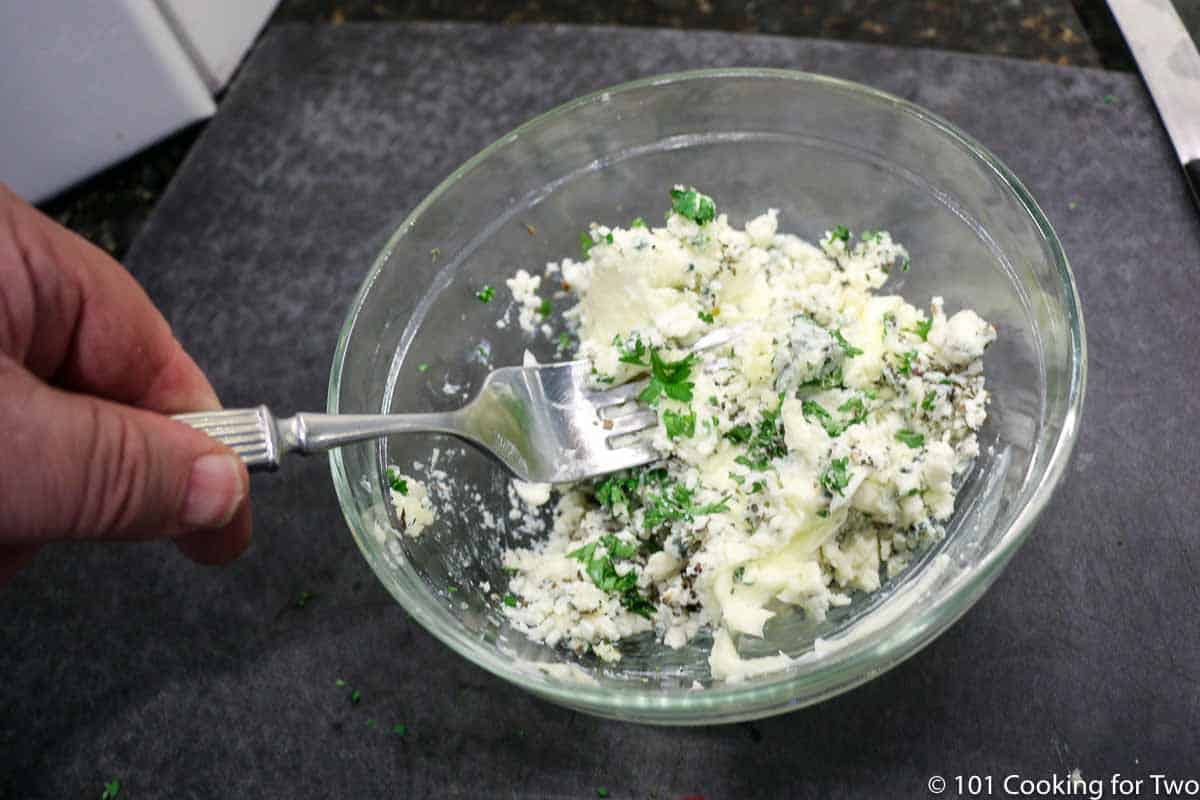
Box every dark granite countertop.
[36,0,1169,259]
[6,19,1200,800]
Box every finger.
[175,501,253,565]
[0,183,219,414]
[0,359,250,545]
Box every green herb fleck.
[385,468,408,495]
[1103,94,1117,105]
[698,310,715,324]
[638,350,696,406]
[605,232,614,244]
[820,457,852,497]
[895,350,918,377]
[724,423,753,444]
[335,678,346,687]
[503,593,518,607]
[670,186,716,225]
[816,509,829,518]
[537,298,552,318]
[296,591,312,609]
[614,334,648,366]
[860,229,880,243]
[912,318,933,341]
[900,256,911,272]
[475,285,495,303]
[895,429,925,449]
[367,719,377,728]
[832,329,863,358]
[580,230,596,258]
[447,586,458,594]
[393,723,407,736]
[558,332,573,351]
[568,535,655,618]
[733,565,746,584]
[798,364,844,392]
[597,788,610,798]
[732,397,788,470]
[830,224,850,243]
[728,472,745,485]
[430,247,441,261]
[802,396,867,438]
[417,362,430,372]
[750,481,765,494]
[351,689,362,704]
[1068,200,1079,210]
[631,216,646,228]
[101,779,121,800]
[922,391,937,412]
[663,408,696,440]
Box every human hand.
[0,184,251,583]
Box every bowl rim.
[327,66,1087,723]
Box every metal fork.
[173,328,738,484]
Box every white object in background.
[0,0,277,203]
[157,0,279,92]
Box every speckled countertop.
[37,0,1171,258]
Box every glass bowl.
[328,69,1085,725]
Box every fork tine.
[603,410,658,437]
[588,379,649,408]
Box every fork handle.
[173,406,467,471]
[283,411,464,454]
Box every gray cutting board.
[4,22,1199,800]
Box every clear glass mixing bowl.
[328,69,1085,724]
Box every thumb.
[1,361,249,545]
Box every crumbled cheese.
[494,198,993,679]
[387,474,436,538]
[506,269,544,334]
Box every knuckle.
[73,403,160,538]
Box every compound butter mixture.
[435,188,993,680]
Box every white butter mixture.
[501,189,995,678]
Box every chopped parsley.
[475,285,495,303]
[732,397,787,470]
[895,350,918,377]
[798,364,844,392]
[335,678,346,687]
[597,788,610,798]
[662,408,696,439]
[558,332,573,351]
[912,318,933,341]
[350,689,362,704]
[895,429,925,449]
[568,535,654,618]
[417,362,430,372]
[801,396,868,437]
[860,229,880,243]
[393,723,407,736]
[503,593,518,607]
[638,349,696,406]
[724,423,753,444]
[698,310,715,324]
[631,216,646,228]
[641,482,729,531]
[101,779,121,800]
[820,457,852,497]
[614,334,648,366]
[537,298,552,318]
[832,329,863,358]
[922,390,937,412]
[900,256,911,272]
[669,186,716,225]
[830,224,850,243]
[295,591,312,609]
[385,468,408,495]
[580,230,596,258]
[733,565,746,583]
